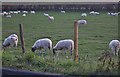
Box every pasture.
[2,11,119,75]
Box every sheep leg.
[64,49,66,55]
[70,50,73,60]
[13,44,17,49]
[38,50,42,56]
[116,48,119,56]
[112,47,116,55]
[114,46,117,56]
[42,50,46,57]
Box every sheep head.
[31,47,36,52]
[53,48,56,54]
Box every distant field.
[2,11,119,75]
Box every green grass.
[2,11,119,75]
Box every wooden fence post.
[74,20,78,63]
[19,24,25,53]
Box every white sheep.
[107,12,111,15]
[111,13,118,16]
[47,15,54,22]
[44,13,49,16]
[31,11,35,14]
[61,11,65,13]
[17,10,21,13]
[13,11,18,14]
[89,11,95,15]
[22,11,28,14]
[6,15,11,18]
[81,13,87,17]
[89,11,100,15]
[22,14,26,17]
[94,12,100,15]
[31,38,52,53]
[107,12,118,16]
[109,40,120,56]
[77,19,87,25]
[9,11,14,14]
[53,39,74,56]
[3,34,18,48]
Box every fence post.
[19,24,25,53]
[74,20,78,63]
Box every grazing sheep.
[53,39,74,56]
[22,14,26,16]
[109,40,120,56]
[89,11,95,15]
[3,34,18,48]
[107,12,118,16]
[107,12,111,15]
[111,13,118,16]
[17,10,21,13]
[89,11,100,15]
[9,11,14,14]
[31,11,35,14]
[6,15,11,18]
[47,15,54,22]
[81,13,87,17]
[44,13,49,16]
[77,19,87,25]
[2,11,8,16]
[13,11,18,14]
[31,38,52,53]
[61,11,65,13]
[94,12,100,15]
[22,11,28,14]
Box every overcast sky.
[1,0,119,2]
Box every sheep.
[6,14,11,18]
[107,12,118,16]
[109,40,120,56]
[3,11,8,16]
[81,13,87,17]
[47,15,54,22]
[31,38,52,53]
[77,19,87,25]
[94,12,100,15]
[22,14,26,17]
[3,34,18,49]
[13,11,18,14]
[61,11,65,13]
[89,11,95,15]
[31,11,35,14]
[44,13,49,16]
[89,11,100,15]
[107,12,111,15]
[17,10,21,13]
[9,11,13,14]
[22,11,28,14]
[53,39,74,57]
[111,13,118,16]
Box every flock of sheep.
[2,10,120,58]
[1,10,66,22]
[2,35,120,57]
[2,10,119,23]
[3,34,74,57]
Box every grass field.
[2,11,119,75]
